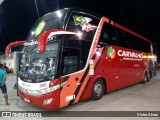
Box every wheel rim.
[94,82,102,96]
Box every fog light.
[43,98,53,105]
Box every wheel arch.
[80,76,107,101]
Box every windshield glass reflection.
[20,42,58,82]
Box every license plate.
[24,97,30,103]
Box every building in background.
[0,51,19,74]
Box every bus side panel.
[73,48,105,102]
[81,46,119,100]
[60,72,84,108]
[132,60,144,84]
[104,46,134,91]
[110,46,146,89]
[81,46,149,100]
[101,46,120,92]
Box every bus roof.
[113,21,151,42]
[43,8,151,43]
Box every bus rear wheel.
[91,79,104,100]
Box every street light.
[0,0,5,5]
[34,0,60,18]
[57,0,59,9]
[34,0,40,18]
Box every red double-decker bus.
[6,8,157,110]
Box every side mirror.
[38,30,54,54]
[38,29,78,53]
[5,40,25,57]
[38,30,62,53]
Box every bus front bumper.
[18,89,60,110]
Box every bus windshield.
[19,42,59,83]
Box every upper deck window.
[66,12,100,40]
[98,22,117,47]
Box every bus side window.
[129,34,139,51]
[66,12,100,41]
[62,48,80,75]
[117,29,130,48]
[98,22,117,47]
[80,40,92,69]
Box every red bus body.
[6,8,157,110]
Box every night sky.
[0,0,160,60]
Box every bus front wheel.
[91,79,104,100]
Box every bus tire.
[142,72,150,83]
[91,79,104,100]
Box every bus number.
[66,95,76,102]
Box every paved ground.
[0,71,160,120]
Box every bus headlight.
[19,84,60,96]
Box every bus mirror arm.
[38,31,49,54]
[38,30,57,54]
[5,40,25,57]
[38,29,78,53]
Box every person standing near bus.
[0,64,9,105]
